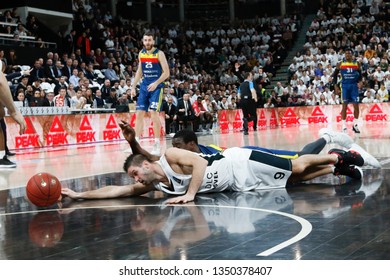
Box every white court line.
[201,205,313,257]
[1,203,312,257]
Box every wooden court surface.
[0,122,389,260]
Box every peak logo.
[103,114,121,140]
[15,117,40,148]
[46,116,68,146]
[336,106,354,122]
[76,116,96,143]
[280,108,300,126]
[269,109,278,127]
[232,110,242,132]
[257,109,267,128]
[308,107,328,124]
[365,104,387,122]
[219,111,229,134]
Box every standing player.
[0,60,26,167]
[131,32,170,154]
[333,49,362,133]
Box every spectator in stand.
[162,96,177,134]
[362,89,375,103]
[64,29,77,55]
[53,86,70,107]
[106,87,119,108]
[29,59,45,84]
[94,89,105,108]
[377,83,388,101]
[76,31,91,60]
[71,88,87,109]
[69,68,80,88]
[104,61,119,82]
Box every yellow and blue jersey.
[340,59,360,84]
[139,48,163,86]
[198,144,299,159]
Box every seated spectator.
[104,62,120,82]
[377,83,388,101]
[362,89,375,103]
[162,96,177,134]
[68,68,80,88]
[176,93,195,131]
[71,88,87,109]
[115,95,130,113]
[105,87,119,108]
[194,96,214,132]
[93,89,105,108]
[218,96,230,110]
[264,97,275,108]
[53,86,70,107]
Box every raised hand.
[119,119,136,143]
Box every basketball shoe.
[333,165,363,180]
[329,148,364,167]
[319,128,354,149]
[349,143,381,168]
[352,124,360,133]
[0,156,16,168]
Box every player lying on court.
[61,121,373,203]
[165,129,379,168]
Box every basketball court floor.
[0,122,389,260]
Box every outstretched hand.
[61,188,80,200]
[165,194,195,204]
[119,119,136,143]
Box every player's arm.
[130,52,143,92]
[146,51,170,92]
[249,81,258,102]
[164,147,208,204]
[119,120,160,161]
[61,182,156,200]
[0,67,26,134]
[357,61,363,85]
[156,51,170,84]
[332,62,340,93]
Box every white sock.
[353,118,358,126]
[0,150,5,158]
[342,120,346,128]
[322,134,332,144]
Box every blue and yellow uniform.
[137,48,164,112]
[339,59,360,103]
[198,144,299,159]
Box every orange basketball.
[26,172,62,207]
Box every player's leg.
[290,152,363,182]
[149,87,163,154]
[241,100,249,135]
[289,164,334,181]
[340,85,349,133]
[249,102,257,131]
[135,85,149,140]
[0,108,16,168]
[135,110,146,140]
[318,128,354,149]
[352,103,360,133]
